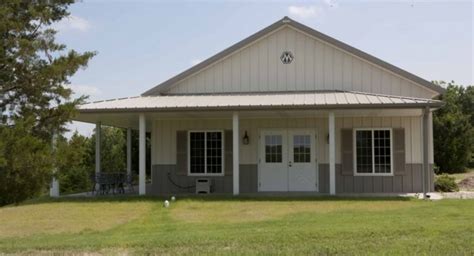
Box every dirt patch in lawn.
[459,176,474,191]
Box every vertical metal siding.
[164,27,436,98]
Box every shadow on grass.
[12,193,413,207]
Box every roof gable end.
[142,16,444,97]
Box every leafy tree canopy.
[433,81,474,173]
[0,1,95,205]
[0,0,95,138]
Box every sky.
[57,0,473,137]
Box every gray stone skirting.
[149,164,433,195]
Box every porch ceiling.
[74,108,426,130]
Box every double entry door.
[259,129,318,192]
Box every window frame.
[187,130,225,176]
[353,128,393,176]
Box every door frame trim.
[257,128,319,192]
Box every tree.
[0,120,53,205]
[0,1,95,137]
[89,127,127,173]
[433,82,474,173]
[56,132,92,194]
[0,1,95,204]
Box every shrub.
[434,174,459,192]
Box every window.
[189,131,223,175]
[293,135,311,163]
[354,129,392,175]
[265,135,282,163]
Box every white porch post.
[232,112,240,195]
[49,132,59,197]
[422,107,430,199]
[95,122,101,175]
[139,114,146,195]
[329,112,336,195]
[127,127,132,177]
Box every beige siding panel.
[277,29,287,91]
[287,28,298,91]
[352,58,363,92]
[164,26,436,98]
[214,60,223,92]
[373,67,383,94]
[231,53,241,92]
[222,58,232,92]
[204,67,214,92]
[333,50,343,90]
[343,54,352,91]
[411,116,422,163]
[267,32,277,91]
[295,31,306,91]
[362,63,372,93]
[314,39,324,89]
[258,38,270,91]
[304,36,315,90]
[247,39,261,91]
[324,44,334,90]
[241,48,251,92]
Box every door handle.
[288,161,292,167]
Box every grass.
[0,196,473,255]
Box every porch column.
[49,132,59,197]
[95,122,101,175]
[139,114,146,195]
[329,112,336,195]
[422,107,430,199]
[127,127,132,177]
[232,112,240,195]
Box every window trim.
[353,128,393,176]
[187,130,225,176]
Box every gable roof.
[142,16,445,96]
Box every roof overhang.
[74,91,443,129]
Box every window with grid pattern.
[189,131,223,175]
[293,135,311,163]
[265,135,282,163]
[355,129,392,175]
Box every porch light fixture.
[242,131,250,145]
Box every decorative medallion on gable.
[280,51,294,64]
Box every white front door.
[259,129,318,192]
[259,130,288,191]
[288,130,318,191]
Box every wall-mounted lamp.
[242,131,250,145]
[326,134,330,144]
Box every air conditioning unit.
[196,179,211,194]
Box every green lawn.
[0,196,473,255]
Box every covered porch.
[74,91,442,197]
